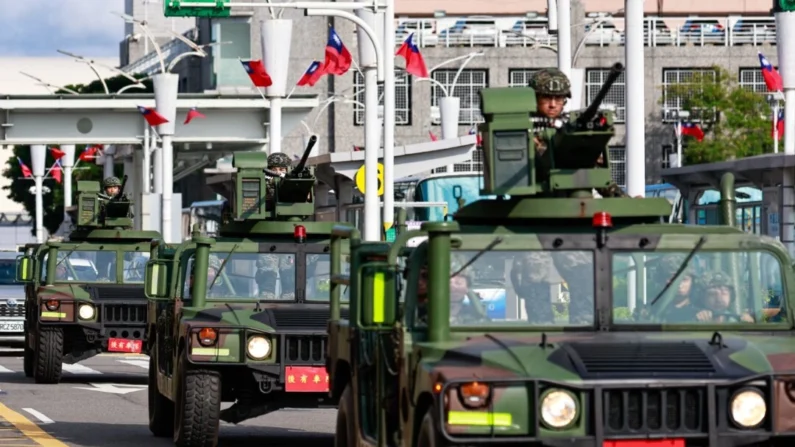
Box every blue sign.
[469,288,507,319]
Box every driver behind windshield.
[416,257,485,325]
[694,271,754,323]
[255,254,295,300]
[187,257,222,298]
[653,256,698,322]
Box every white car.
[0,252,25,340]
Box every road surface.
[0,343,336,447]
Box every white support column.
[381,0,396,231]
[153,73,179,243]
[152,132,162,194]
[624,0,645,198]
[556,0,572,79]
[61,145,76,223]
[356,0,382,241]
[30,145,46,243]
[132,149,143,230]
[776,11,795,255]
[439,96,460,172]
[142,126,151,193]
[261,19,293,156]
[103,145,115,179]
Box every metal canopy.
[661,153,795,192]
[0,93,318,146]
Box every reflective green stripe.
[41,312,66,318]
[192,347,230,356]
[448,411,512,426]
[372,272,385,323]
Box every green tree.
[3,73,154,236]
[661,66,774,164]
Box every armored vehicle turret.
[144,137,353,446]
[16,178,162,384]
[327,63,795,447]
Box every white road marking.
[0,365,14,373]
[62,363,102,375]
[22,408,55,424]
[118,360,149,370]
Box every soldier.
[510,253,556,324]
[528,68,569,158]
[187,256,224,298]
[99,176,126,200]
[415,257,487,325]
[694,271,754,323]
[551,252,594,324]
[265,152,292,203]
[255,254,296,300]
[647,255,698,322]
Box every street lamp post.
[61,145,76,226]
[767,93,784,154]
[775,3,795,256]
[624,0,645,199]
[672,110,690,168]
[30,145,47,243]
[19,72,80,95]
[261,18,293,156]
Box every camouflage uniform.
[528,68,571,158]
[265,152,292,203]
[255,254,296,300]
[551,252,594,324]
[99,176,129,201]
[204,255,226,298]
[449,256,488,325]
[510,252,557,324]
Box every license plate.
[0,321,23,333]
[284,366,330,392]
[108,338,143,353]
[604,441,684,447]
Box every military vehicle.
[15,177,161,384]
[327,62,795,447]
[144,137,352,447]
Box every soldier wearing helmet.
[265,152,292,204]
[255,254,295,300]
[510,252,557,324]
[651,255,698,322]
[415,256,487,325]
[100,176,126,200]
[694,271,754,323]
[187,255,224,299]
[528,68,570,157]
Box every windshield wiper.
[208,244,239,292]
[451,237,503,278]
[55,243,84,269]
[649,236,707,307]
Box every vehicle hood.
[36,284,91,300]
[419,332,795,382]
[0,285,24,300]
[181,302,337,333]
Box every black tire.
[33,328,63,384]
[417,407,446,447]
[23,333,34,378]
[334,384,357,447]
[173,355,221,447]
[148,349,173,437]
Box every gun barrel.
[114,175,129,200]
[577,62,624,124]
[290,135,318,176]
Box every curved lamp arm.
[450,52,483,94]
[83,62,110,94]
[168,51,207,72]
[116,83,148,94]
[414,77,449,97]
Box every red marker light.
[592,212,613,228]
[294,225,307,243]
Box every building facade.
[120,0,781,198]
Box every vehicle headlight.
[730,389,766,428]
[247,336,272,360]
[540,389,578,429]
[77,304,95,320]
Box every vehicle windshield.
[305,254,350,302]
[0,259,17,285]
[41,250,114,282]
[122,251,150,283]
[183,252,298,300]
[425,250,595,327]
[612,250,787,325]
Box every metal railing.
[121,28,199,75]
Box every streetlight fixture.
[19,72,80,95]
[57,49,148,94]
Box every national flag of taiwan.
[241,59,273,87]
[396,33,429,78]
[758,52,783,92]
[17,158,32,178]
[137,106,169,126]
[49,147,65,160]
[323,28,352,76]
[773,108,785,139]
[681,122,705,142]
[429,131,438,141]
[51,159,62,184]
[469,126,483,146]
[79,146,100,162]
[297,61,325,87]
[184,107,206,125]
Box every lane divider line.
[117,360,149,370]
[0,403,68,447]
[0,366,14,373]
[61,364,101,375]
[21,409,54,425]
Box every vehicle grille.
[569,342,715,375]
[284,335,325,363]
[0,303,24,318]
[102,304,147,325]
[603,388,705,434]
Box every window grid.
[661,68,717,123]
[739,68,777,93]
[430,69,488,125]
[353,71,412,126]
[586,69,626,123]
[508,69,538,87]
[432,148,483,174]
[661,144,675,169]
[609,147,626,189]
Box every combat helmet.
[103,176,122,188]
[700,271,733,289]
[655,254,694,281]
[267,152,292,169]
[529,68,572,98]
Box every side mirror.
[145,260,169,299]
[360,265,396,328]
[16,255,34,282]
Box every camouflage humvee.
[16,177,162,384]
[327,63,795,447]
[144,137,352,447]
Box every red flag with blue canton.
[396,33,429,78]
[323,28,352,76]
[17,158,31,178]
[184,107,206,125]
[297,61,325,87]
[469,126,483,146]
[758,52,783,92]
[241,59,273,87]
[137,106,169,126]
[773,108,785,139]
[79,146,100,162]
[50,147,65,160]
[681,122,704,142]
[51,159,62,184]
